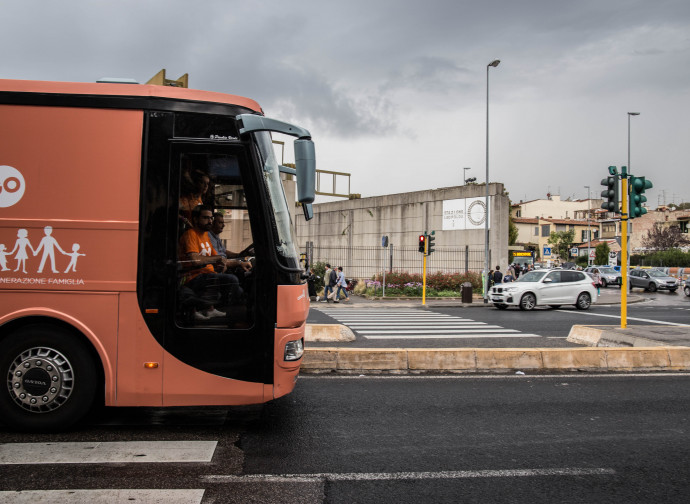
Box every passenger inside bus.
[178,204,251,322]
[176,153,256,329]
[179,163,211,229]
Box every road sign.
[543,247,551,256]
[589,249,596,259]
[608,252,618,267]
[570,248,578,257]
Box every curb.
[305,323,355,343]
[301,347,690,374]
[567,324,690,348]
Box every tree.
[641,223,690,251]
[506,191,519,246]
[547,230,575,261]
[594,242,610,266]
[509,214,519,246]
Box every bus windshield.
[254,131,300,267]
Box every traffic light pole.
[422,242,428,305]
[620,168,628,329]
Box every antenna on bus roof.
[96,78,139,84]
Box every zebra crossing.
[0,441,213,503]
[317,308,541,340]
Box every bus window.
[176,153,254,330]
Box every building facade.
[295,184,510,279]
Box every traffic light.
[629,176,653,218]
[427,232,436,254]
[418,234,426,253]
[600,175,619,213]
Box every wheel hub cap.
[7,347,74,413]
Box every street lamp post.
[484,59,500,303]
[463,167,471,184]
[584,185,591,265]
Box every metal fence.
[301,243,487,279]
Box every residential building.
[511,194,602,220]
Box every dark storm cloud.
[2,0,689,202]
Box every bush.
[631,249,690,267]
[311,261,327,292]
[362,271,483,297]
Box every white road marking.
[0,489,205,504]
[300,372,690,380]
[559,310,690,326]
[202,467,615,483]
[320,308,543,340]
[0,441,217,465]
[364,334,541,339]
[354,327,516,333]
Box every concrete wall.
[295,183,510,275]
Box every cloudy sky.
[3,0,689,206]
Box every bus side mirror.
[294,139,315,204]
[302,203,314,221]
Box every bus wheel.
[0,325,98,432]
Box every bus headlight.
[284,339,304,361]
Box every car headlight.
[284,339,304,361]
[503,286,519,292]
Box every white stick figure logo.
[0,166,26,208]
[34,226,67,274]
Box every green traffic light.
[629,176,653,218]
[600,175,619,213]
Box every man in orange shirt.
[179,205,251,320]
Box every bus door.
[140,140,276,389]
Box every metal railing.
[302,243,486,279]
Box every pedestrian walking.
[306,268,319,301]
[591,268,602,295]
[492,266,503,285]
[322,263,333,302]
[335,266,350,302]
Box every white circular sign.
[467,200,486,226]
[0,166,26,208]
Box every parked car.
[489,269,597,311]
[684,279,690,297]
[629,268,679,293]
[584,266,622,288]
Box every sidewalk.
[314,285,633,308]
[302,288,690,374]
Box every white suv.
[490,269,598,310]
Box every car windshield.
[599,267,616,274]
[648,270,669,278]
[517,271,547,282]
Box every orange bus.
[0,78,315,430]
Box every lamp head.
[628,112,640,116]
[488,59,501,68]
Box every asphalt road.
[2,374,689,503]
[307,290,690,348]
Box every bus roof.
[0,78,263,113]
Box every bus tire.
[0,324,98,432]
